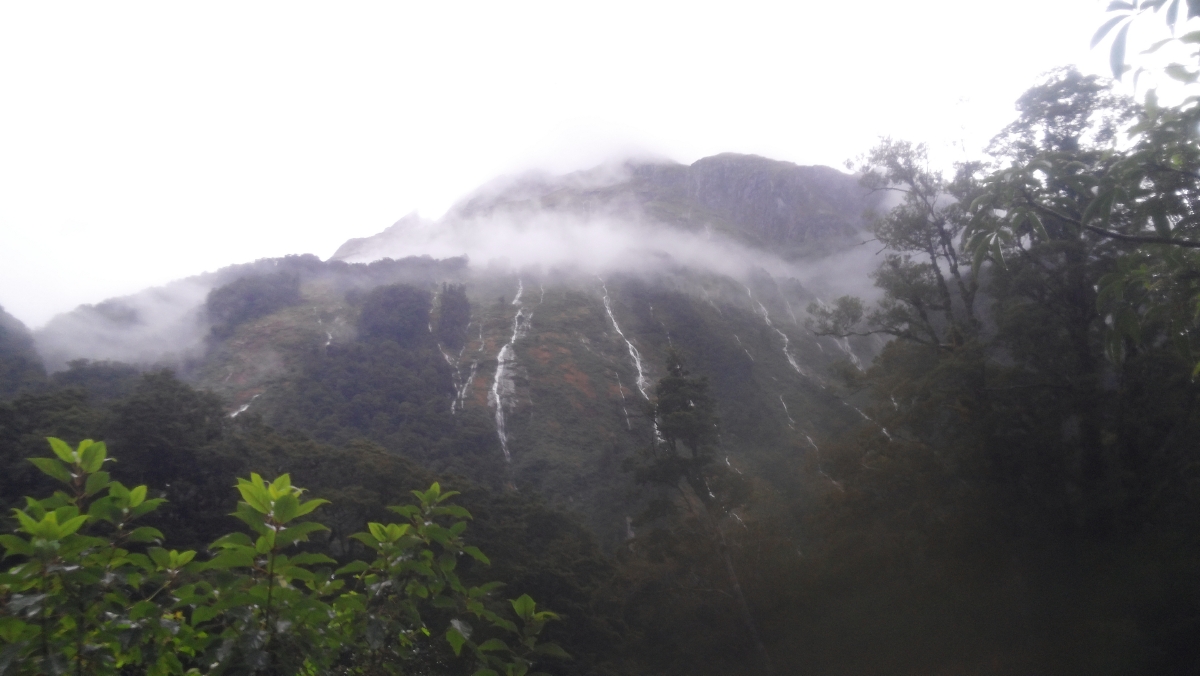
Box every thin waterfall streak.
[489,286,534,462]
[837,336,863,370]
[846,402,893,441]
[733,334,754,361]
[746,286,803,377]
[615,372,632,430]
[778,395,796,428]
[803,433,844,491]
[230,394,261,418]
[599,278,651,400]
[783,297,798,325]
[512,279,523,305]
[724,456,743,475]
[701,288,723,315]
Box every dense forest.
[5,6,1200,675]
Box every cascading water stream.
[778,395,796,429]
[489,281,533,462]
[845,402,892,440]
[836,336,863,370]
[733,334,754,361]
[599,279,651,400]
[615,372,632,430]
[230,394,261,418]
[745,286,805,377]
[802,433,844,491]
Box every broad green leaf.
[27,457,72,485]
[127,526,164,543]
[463,546,491,565]
[13,510,42,537]
[368,522,388,542]
[0,534,33,557]
[1165,63,1199,83]
[149,547,172,569]
[269,473,292,499]
[446,626,467,656]
[477,638,508,652]
[129,485,147,508]
[199,548,255,571]
[79,441,106,473]
[434,505,472,519]
[211,532,254,549]
[273,492,300,524]
[233,502,270,535]
[47,437,76,463]
[237,477,272,514]
[534,642,572,659]
[84,471,110,497]
[1093,15,1129,48]
[510,594,536,620]
[289,552,336,566]
[1111,22,1132,78]
[130,497,166,519]
[294,498,329,518]
[335,560,370,575]
[276,521,329,547]
[56,514,88,538]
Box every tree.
[627,350,768,674]
[808,139,981,350]
[1093,0,1200,82]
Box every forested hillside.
[5,41,1200,675]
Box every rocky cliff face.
[333,153,878,263]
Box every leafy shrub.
[0,438,567,675]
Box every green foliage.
[816,139,981,349]
[0,306,46,399]
[357,284,435,346]
[207,272,302,340]
[1094,0,1200,81]
[0,439,568,676]
[436,283,472,350]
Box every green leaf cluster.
[0,438,568,676]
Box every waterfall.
[836,336,863,370]
[733,334,754,361]
[615,372,632,430]
[489,281,533,462]
[846,402,892,441]
[778,395,796,428]
[230,393,261,418]
[745,286,805,377]
[802,433,844,491]
[599,279,651,400]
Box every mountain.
[23,153,881,545]
[0,306,46,398]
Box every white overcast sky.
[0,1,1124,328]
